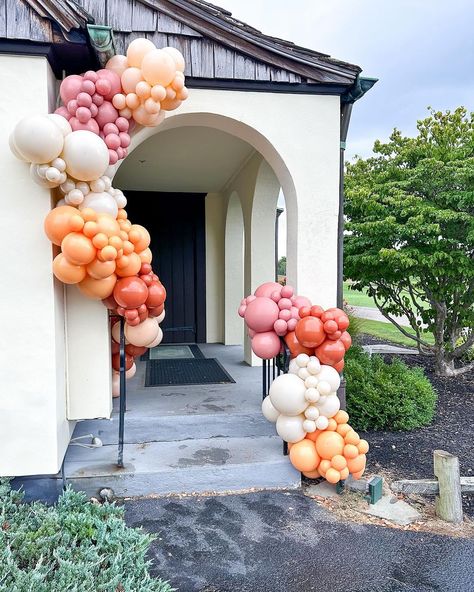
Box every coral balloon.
[146,282,166,308]
[77,274,117,299]
[284,331,314,358]
[315,339,346,366]
[289,440,320,472]
[244,297,279,332]
[251,331,281,359]
[113,276,148,308]
[52,253,86,284]
[295,316,325,348]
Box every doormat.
[141,344,205,361]
[145,358,235,387]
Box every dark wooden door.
[124,192,206,343]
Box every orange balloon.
[352,469,365,480]
[115,252,142,277]
[318,459,331,476]
[295,316,326,348]
[340,467,350,480]
[138,248,152,264]
[340,330,352,351]
[83,221,99,238]
[325,468,341,484]
[44,206,84,246]
[92,233,109,249]
[96,214,121,237]
[315,431,344,460]
[284,331,314,358]
[326,418,337,431]
[77,274,117,300]
[52,253,86,284]
[358,440,369,454]
[331,455,347,471]
[122,240,134,255]
[128,224,151,252]
[344,430,360,446]
[99,245,118,262]
[61,233,96,265]
[343,444,359,459]
[86,258,116,279]
[336,424,352,437]
[109,236,123,250]
[80,207,97,222]
[334,359,345,373]
[347,454,366,475]
[315,339,345,366]
[289,439,320,473]
[334,410,349,424]
[302,469,321,479]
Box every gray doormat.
[141,344,205,361]
[145,358,235,387]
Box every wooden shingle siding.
[131,0,157,31]
[6,0,52,42]
[190,37,214,77]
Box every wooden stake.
[433,450,463,523]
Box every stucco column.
[224,192,244,345]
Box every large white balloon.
[61,130,109,181]
[79,191,118,218]
[269,373,308,416]
[318,365,341,392]
[316,393,341,418]
[13,115,64,163]
[288,359,299,375]
[47,113,72,137]
[276,414,306,443]
[9,133,26,161]
[262,396,280,423]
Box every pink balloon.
[278,298,292,310]
[115,117,129,132]
[84,70,99,83]
[97,69,122,100]
[116,147,126,160]
[251,332,281,359]
[238,304,246,318]
[105,133,121,150]
[96,102,119,128]
[254,282,282,299]
[69,117,100,133]
[292,295,312,309]
[77,92,92,108]
[281,285,294,298]
[108,150,119,165]
[92,93,104,106]
[67,100,78,115]
[119,132,131,148]
[287,318,298,331]
[290,306,300,318]
[55,106,71,120]
[274,319,288,336]
[246,295,256,303]
[271,290,281,302]
[76,107,91,123]
[279,309,292,321]
[248,328,256,338]
[60,75,83,104]
[96,78,112,97]
[103,123,119,135]
[81,79,96,95]
[244,297,279,332]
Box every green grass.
[343,281,375,307]
[358,318,434,347]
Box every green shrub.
[345,346,437,431]
[0,481,173,592]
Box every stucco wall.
[205,192,226,342]
[0,55,72,475]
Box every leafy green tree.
[344,107,474,376]
[277,256,287,276]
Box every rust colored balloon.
[125,344,148,357]
[113,276,148,309]
[111,341,120,354]
[148,303,164,317]
[283,331,314,358]
[102,295,118,310]
[294,316,325,348]
[112,352,134,371]
[334,359,345,373]
[339,330,352,351]
[52,253,86,284]
[315,339,345,366]
[146,282,166,308]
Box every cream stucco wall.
[0,55,73,475]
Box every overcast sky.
[215,0,474,160]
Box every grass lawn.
[343,281,375,308]
[358,318,435,347]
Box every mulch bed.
[357,335,474,517]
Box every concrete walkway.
[351,305,411,327]
[125,490,474,592]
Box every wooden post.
[433,450,463,523]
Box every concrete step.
[62,436,300,498]
[72,412,275,445]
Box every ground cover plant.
[0,481,173,592]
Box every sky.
[212,0,474,256]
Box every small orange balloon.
[109,236,123,250]
[352,469,365,480]
[86,258,116,279]
[334,410,349,424]
[61,232,96,265]
[318,459,331,476]
[115,252,142,277]
[305,431,319,442]
[128,224,151,252]
[336,424,352,437]
[344,430,360,446]
[340,467,349,480]
[325,467,341,484]
[122,240,134,255]
[358,440,369,454]
[96,214,121,237]
[302,469,321,479]
[289,439,320,473]
[52,253,86,284]
[117,209,128,220]
[83,221,98,238]
[44,206,85,246]
[80,208,97,222]
[343,444,359,459]
[137,248,152,264]
[116,255,130,269]
[346,455,366,476]
[315,431,344,460]
[92,233,109,249]
[326,418,337,431]
[100,245,118,262]
[77,273,117,300]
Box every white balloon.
[61,130,109,181]
[305,387,320,403]
[60,178,76,194]
[126,363,136,379]
[51,157,67,172]
[317,380,332,396]
[262,396,280,423]
[114,190,127,208]
[79,191,118,218]
[76,181,90,195]
[9,133,26,160]
[315,416,329,430]
[90,178,106,193]
[318,365,341,392]
[296,353,310,367]
[276,414,306,443]
[14,115,64,163]
[55,198,67,207]
[47,113,72,137]
[303,419,317,433]
[304,375,318,389]
[29,163,57,188]
[316,393,341,418]
[65,189,85,206]
[307,358,321,375]
[45,167,61,182]
[304,405,320,420]
[105,164,118,179]
[145,326,163,348]
[269,373,308,416]
[297,368,310,380]
[157,309,166,324]
[102,176,112,191]
[288,359,299,375]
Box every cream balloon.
[111,321,129,344]
[156,309,166,324]
[145,326,163,348]
[106,54,129,77]
[317,380,332,396]
[315,416,329,430]
[61,130,109,181]
[288,359,299,375]
[296,353,310,367]
[127,38,156,68]
[29,164,57,188]
[79,191,118,218]
[47,113,72,137]
[9,133,26,160]
[276,414,306,443]
[125,317,159,347]
[316,393,341,418]
[269,373,308,416]
[297,368,310,381]
[317,365,341,392]
[307,357,321,375]
[304,405,320,420]
[112,372,120,398]
[304,387,320,403]
[262,396,280,423]
[13,115,64,163]
[303,419,317,433]
[125,363,136,379]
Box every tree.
[278,256,287,276]
[344,107,474,376]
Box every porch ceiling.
[114,126,254,193]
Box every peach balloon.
[346,455,366,475]
[61,233,96,265]
[126,38,156,68]
[162,47,185,72]
[128,224,150,252]
[302,469,321,479]
[106,54,129,77]
[115,252,142,277]
[138,248,153,264]
[111,320,129,344]
[112,372,120,398]
[331,455,347,471]
[132,104,163,127]
[44,206,85,246]
[125,317,159,347]
[325,468,341,484]
[344,444,359,459]
[315,431,344,460]
[151,85,167,102]
[289,439,320,473]
[334,410,349,424]
[358,440,369,454]
[86,258,116,279]
[141,49,176,86]
[318,459,331,475]
[160,97,182,111]
[336,424,352,437]
[53,253,86,284]
[340,467,350,480]
[121,67,144,94]
[345,430,360,446]
[77,273,117,299]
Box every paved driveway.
[125,490,474,592]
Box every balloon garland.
[240,282,369,483]
[9,38,189,397]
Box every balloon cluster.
[55,69,131,165]
[105,38,189,127]
[238,281,311,359]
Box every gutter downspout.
[87,25,115,67]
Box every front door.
[124,192,206,344]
